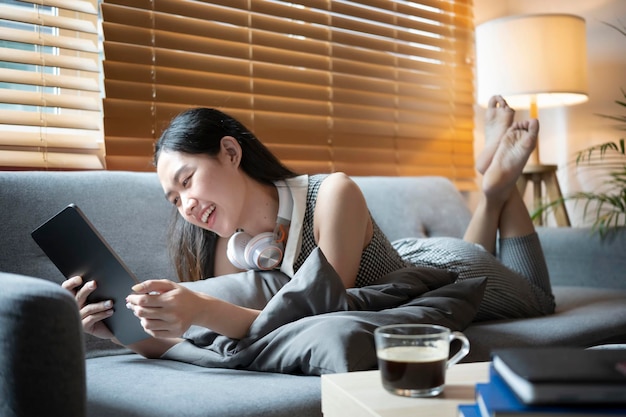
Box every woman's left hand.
[125,280,201,339]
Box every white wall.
[473,0,626,226]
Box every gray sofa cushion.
[463,286,626,362]
[86,356,322,417]
[164,248,486,375]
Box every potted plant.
[535,93,625,235]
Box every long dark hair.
[154,108,298,281]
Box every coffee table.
[321,361,490,417]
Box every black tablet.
[31,204,150,345]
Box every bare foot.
[476,95,516,174]
[482,119,539,199]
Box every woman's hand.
[126,280,261,340]
[125,280,201,339]
[61,276,115,340]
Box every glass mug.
[374,324,470,397]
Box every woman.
[63,95,555,359]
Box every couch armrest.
[536,226,626,289]
[0,273,86,417]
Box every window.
[1,1,475,180]
[101,0,475,187]
[0,0,103,169]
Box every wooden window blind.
[0,0,104,170]
[101,0,475,189]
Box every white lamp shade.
[476,14,588,109]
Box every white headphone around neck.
[226,181,293,271]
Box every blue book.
[459,404,482,417]
[475,368,626,417]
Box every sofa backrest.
[0,171,175,284]
[352,176,471,241]
[0,171,470,284]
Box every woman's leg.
[461,98,554,315]
[464,119,538,253]
[397,95,554,318]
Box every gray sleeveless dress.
[291,174,555,321]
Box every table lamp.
[475,14,589,226]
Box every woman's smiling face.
[156,137,245,237]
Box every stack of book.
[458,347,626,417]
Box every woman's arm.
[125,280,260,341]
[313,172,373,289]
[63,275,257,358]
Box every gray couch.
[1,171,625,417]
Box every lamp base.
[517,164,570,227]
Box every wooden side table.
[321,361,490,417]
[516,164,571,227]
